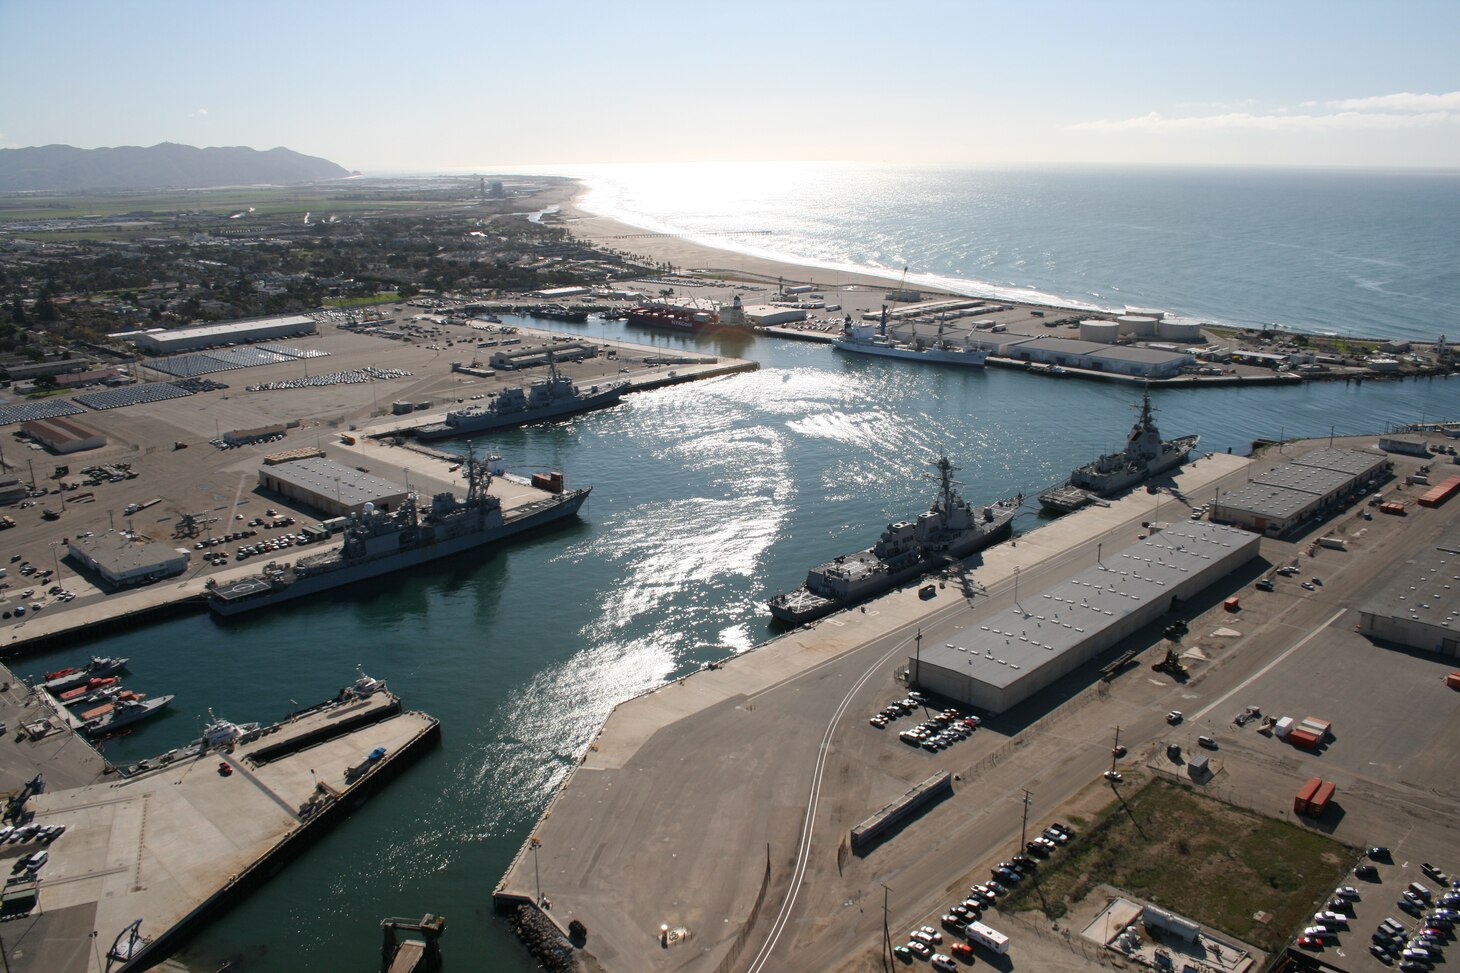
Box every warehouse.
[68,531,190,587]
[1001,337,1193,378]
[909,523,1260,713]
[488,341,597,370]
[21,416,106,454]
[1356,531,1460,657]
[257,457,408,517]
[1210,446,1388,536]
[132,315,316,354]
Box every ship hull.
[768,512,1014,626]
[415,385,627,440]
[833,338,988,368]
[210,491,590,616]
[1069,436,1199,496]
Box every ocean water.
[567,162,1460,342]
[10,166,1460,971]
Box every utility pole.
[1019,789,1033,851]
[913,629,922,688]
[879,881,893,973]
[1110,726,1122,776]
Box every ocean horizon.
[509,161,1460,343]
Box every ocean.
[570,162,1460,342]
[10,165,1460,971]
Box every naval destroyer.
[207,449,589,615]
[768,456,1020,626]
[415,359,627,441]
[833,308,989,367]
[1039,391,1199,513]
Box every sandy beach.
[557,184,953,310]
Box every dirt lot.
[1001,777,1356,953]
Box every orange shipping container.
[1446,671,1460,690]
[1294,777,1322,814]
[1418,475,1460,508]
[1309,780,1336,815]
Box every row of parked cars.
[872,692,983,752]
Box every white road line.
[743,632,913,973]
[1191,607,1346,723]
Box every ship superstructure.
[1039,391,1198,513]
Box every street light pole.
[531,836,542,906]
[879,881,893,973]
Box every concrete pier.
[0,686,438,973]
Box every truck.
[964,920,1010,955]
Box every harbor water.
[12,315,1460,971]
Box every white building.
[910,523,1260,713]
[69,531,189,587]
[133,315,316,354]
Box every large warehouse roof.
[263,457,406,508]
[1291,446,1388,477]
[1214,482,1317,520]
[920,523,1257,689]
[146,315,314,343]
[1358,531,1460,629]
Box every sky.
[2,0,1458,172]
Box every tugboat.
[1039,391,1198,514]
[768,455,1019,626]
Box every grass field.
[1001,777,1354,952]
[0,187,444,223]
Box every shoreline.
[556,178,1444,348]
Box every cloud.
[188,107,209,118]
[1073,106,1459,133]
[1327,91,1460,113]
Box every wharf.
[492,451,1254,971]
[0,463,566,656]
[3,686,439,973]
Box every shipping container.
[530,471,565,495]
[1290,728,1321,749]
[1417,475,1460,508]
[1317,536,1347,550]
[1295,777,1322,814]
[1379,501,1408,516]
[1223,596,1241,612]
[1299,717,1332,739]
[1309,780,1336,815]
[1446,672,1460,690]
[1274,716,1294,738]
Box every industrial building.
[909,522,1260,713]
[743,305,807,326]
[258,457,408,517]
[1210,446,1389,536]
[68,531,190,587]
[20,416,106,454]
[132,315,316,354]
[999,337,1194,378]
[488,341,597,370]
[1356,531,1460,657]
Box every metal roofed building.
[257,457,408,517]
[68,531,190,587]
[21,415,106,454]
[909,522,1260,713]
[132,315,316,354]
[1211,446,1389,536]
[1356,531,1460,657]
[1000,337,1193,378]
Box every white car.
[1167,710,1183,724]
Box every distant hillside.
[0,142,352,192]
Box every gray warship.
[207,449,589,615]
[1039,391,1198,513]
[415,360,627,440]
[768,456,1020,626]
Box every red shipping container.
[1418,475,1460,508]
[1309,780,1336,815]
[1290,728,1321,749]
[1294,777,1322,814]
[1379,501,1408,516]
[1224,596,1241,612]
[1446,672,1460,690]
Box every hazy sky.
[3,0,1458,172]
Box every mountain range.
[0,143,352,192]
